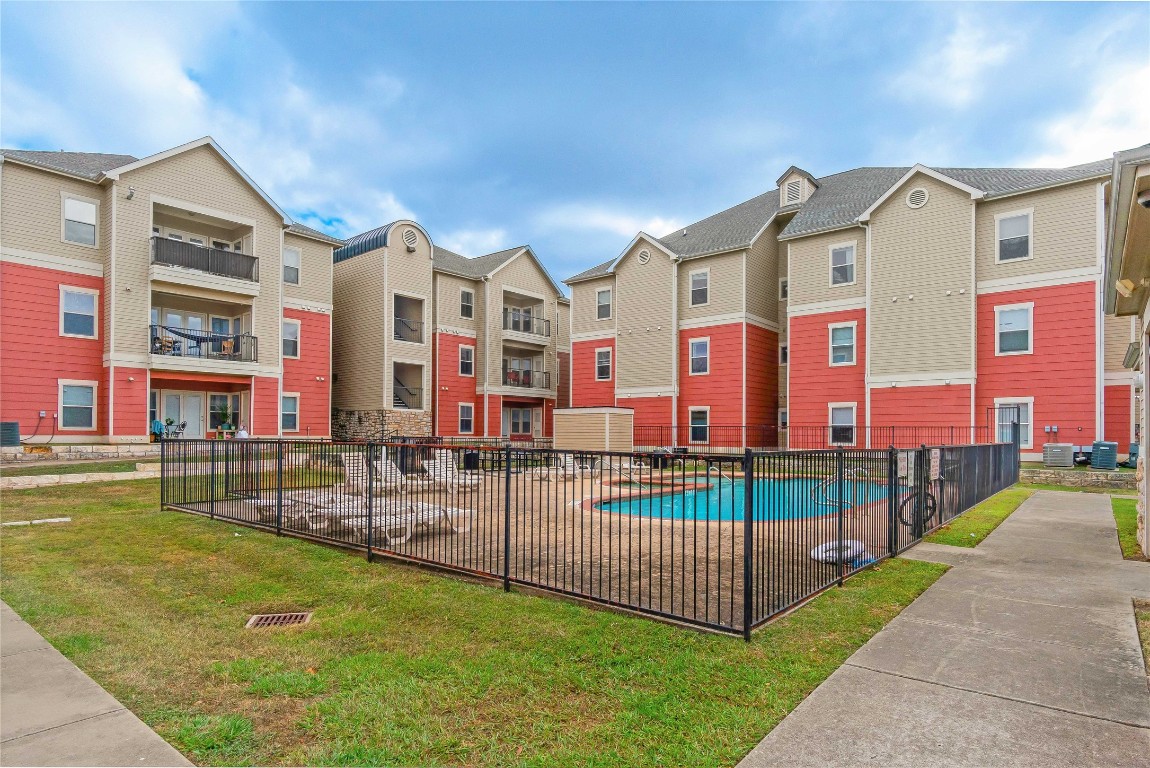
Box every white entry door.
[162,392,205,438]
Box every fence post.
[275,441,284,536]
[209,439,217,520]
[366,444,375,562]
[914,444,927,540]
[742,448,754,642]
[159,438,166,508]
[835,447,845,586]
[503,444,512,592]
[887,445,898,556]
[1011,419,1021,481]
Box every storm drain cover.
[245,612,313,629]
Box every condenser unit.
[1042,443,1075,468]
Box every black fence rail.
[161,429,1019,638]
[634,424,1003,451]
[151,236,258,282]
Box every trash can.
[462,450,480,471]
[650,447,673,469]
[1091,441,1119,470]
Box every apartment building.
[330,223,569,440]
[566,159,1136,458]
[0,137,340,443]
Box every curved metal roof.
[333,220,434,263]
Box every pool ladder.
[811,467,869,510]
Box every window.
[209,394,241,430]
[283,247,301,285]
[149,391,158,426]
[829,323,856,366]
[282,319,301,358]
[995,304,1033,355]
[784,179,802,205]
[233,240,244,253]
[995,398,1033,449]
[459,345,474,376]
[779,409,788,429]
[596,288,612,320]
[62,195,97,246]
[60,287,97,338]
[212,240,231,251]
[281,395,299,431]
[779,278,788,300]
[830,243,855,286]
[595,348,612,381]
[829,404,856,445]
[689,338,709,375]
[689,270,709,306]
[460,289,474,319]
[996,210,1032,262]
[689,408,709,444]
[59,381,96,430]
[459,404,474,434]
[779,343,789,365]
[510,407,532,435]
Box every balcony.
[502,369,550,389]
[502,308,550,337]
[151,236,258,282]
[150,324,257,363]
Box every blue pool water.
[598,478,889,521]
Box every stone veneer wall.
[332,409,433,440]
[1018,467,1137,490]
[1,444,162,463]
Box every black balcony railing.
[502,369,550,388]
[151,237,258,282]
[150,324,258,363]
[502,308,550,337]
[394,317,423,343]
[393,381,423,410]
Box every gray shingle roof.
[565,258,616,283]
[658,188,782,258]
[286,222,344,246]
[432,245,525,279]
[0,149,138,180]
[778,167,910,239]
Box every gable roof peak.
[775,165,819,188]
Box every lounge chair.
[423,457,480,489]
[531,453,586,482]
[409,500,472,533]
[342,453,405,495]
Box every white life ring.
[810,539,866,564]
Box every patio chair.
[423,457,480,489]
[342,453,405,495]
[409,500,473,534]
[531,453,585,482]
[307,494,417,545]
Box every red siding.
[871,384,972,446]
[678,322,744,427]
[975,282,1097,451]
[625,396,673,428]
[788,309,867,428]
[252,376,280,437]
[435,333,479,437]
[745,324,779,427]
[113,367,149,437]
[0,263,105,436]
[556,351,571,409]
[485,394,502,437]
[283,309,331,438]
[571,339,615,407]
[1105,384,1134,448]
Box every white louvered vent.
[906,188,929,209]
[402,228,419,248]
[785,179,802,205]
[637,249,651,265]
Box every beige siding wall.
[1105,314,1136,371]
[570,275,616,336]
[869,174,975,377]
[606,411,634,451]
[332,251,386,410]
[0,162,109,267]
[116,146,284,372]
[555,301,570,352]
[553,412,607,451]
[678,250,744,320]
[615,240,674,389]
[487,252,560,393]
[386,226,434,406]
[746,220,780,321]
[787,226,868,307]
[976,181,1100,281]
[435,272,481,333]
[283,233,333,305]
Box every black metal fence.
[634,424,1003,451]
[161,431,1019,638]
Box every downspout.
[1095,181,1106,441]
[433,272,439,437]
[482,275,491,437]
[108,182,117,440]
[671,256,681,447]
[862,221,871,448]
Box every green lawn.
[1015,482,1137,496]
[1020,461,1135,473]
[1,480,946,767]
[922,487,1033,547]
[0,458,159,477]
[1111,496,1147,560]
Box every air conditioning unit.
[1092,441,1119,471]
[1042,443,1074,468]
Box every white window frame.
[688,407,710,444]
[281,393,300,432]
[828,321,857,367]
[59,285,99,339]
[458,403,475,434]
[994,302,1033,356]
[459,344,475,377]
[596,288,613,321]
[58,379,98,431]
[829,241,857,287]
[282,318,302,359]
[779,342,788,366]
[994,208,1034,263]
[60,192,100,248]
[283,246,301,285]
[595,347,612,381]
[688,268,710,307]
[459,288,474,319]
[688,337,710,375]
[994,396,1034,449]
[779,278,788,300]
[828,402,857,446]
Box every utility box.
[0,422,19,447]
[1042,443,1075,468]
[553,408,634,453]
[1091,441,1119,470]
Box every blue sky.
[3,2,1147,283]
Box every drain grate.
[245,612,313,629]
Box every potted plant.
[213,403,233,438]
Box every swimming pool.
[597,477,889,521]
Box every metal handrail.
[393,380,422,409]
[149,324,258,363]
[501,369,550,388]
[151,237,258,282]
[394,317,423,343]
[502,308,550,337]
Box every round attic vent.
[401,228,419,248]
[906,188,929,209]
[637,249,651,265]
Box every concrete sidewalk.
[0,602,190,767]
[739,491,1150,768]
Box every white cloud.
[890,15,1013,109]
[1024,62,1150,167]
[436,228,510,258]
[534,202,683,239]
